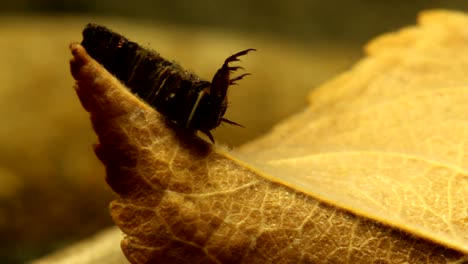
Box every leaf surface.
[70,9,468,264]
[237,10,468,255]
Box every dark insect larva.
[80,23,255,143]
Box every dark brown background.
[3,1,468,44]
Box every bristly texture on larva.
[81,23,255,143]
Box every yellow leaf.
[70,9,467,264]
[237,10,468,255]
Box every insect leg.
[229,73,251,85]
[200,130,215,143]
[220,118,244,127]
[223,49,256,64]
[228,66,244,72]
[211,49,255,97]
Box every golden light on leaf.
[70,9,467,264]
[237,10,468,255]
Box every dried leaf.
[70,9,467,264]
[238,9,468,256]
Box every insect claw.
[221,118,245,127]
[229,73,251,85]
[224,49,256,64]
[228,66,244,72]
[200,130,215,143]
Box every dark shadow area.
[2,1,467,45]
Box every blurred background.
[0,1,467,263]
